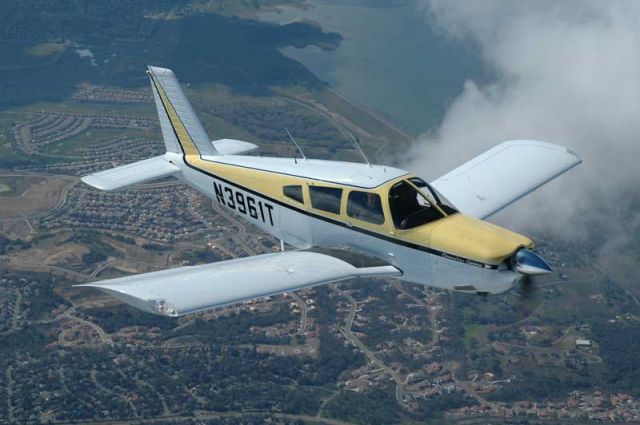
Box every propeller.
[518,274,538,297]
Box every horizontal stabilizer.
[82,155,180,191]
[212,138,259,155]
[431,140,581,219]
[77,249,400,316]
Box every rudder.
[147,66,217,156]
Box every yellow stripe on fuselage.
[150,73,200,157]
[150,72,532,266]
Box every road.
[0,170,79,181]
[33,303,111,346]
[291,292,308,334]
[0,172,78,238]
[90,258,169,278]
[539,265,599,288]
[53,411,357,425]
[333,287,408,408]
[90,370,139,418]
[10,288,22,332]
[392,282,442,349]
[5,366,15,423]
[70,316,112,345]
[0,287,23,337]
[211,201,257,256]
[446,360,492,408]
[454,264,610,414]
[5,255,91,281]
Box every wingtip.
[74,283,178,316]
[80,175,94,186]
[80,175,112,191]
[506,139,583,165]
[73,282,103,289]
[565,147,583,164]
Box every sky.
[404,0,640,280]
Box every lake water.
[260,0,488,136]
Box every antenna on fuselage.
[347,132,372,168]
[329,116,372,168]
[284,127,306,163]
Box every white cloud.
[405,1,640,275]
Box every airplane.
[77,66,582,317]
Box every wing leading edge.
[431,140,582,219]
[77,249,401,317]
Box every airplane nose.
[511,248,553,275]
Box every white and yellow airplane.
[78,66,581,317]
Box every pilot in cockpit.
[389,179,456,230]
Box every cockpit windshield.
[388,178,458,230]
[389,181,443,229]
[408,177,458,215]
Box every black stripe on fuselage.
[148,72,496,270]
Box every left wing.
[77,249,400,317]
[431,140,581,219]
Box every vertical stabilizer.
[147,66,217,156]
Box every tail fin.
[81,66,218,192]
[147,65,217,156]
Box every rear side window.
[309,186,342,214]
[347,191,385,224]
[283,185,304,203]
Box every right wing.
[431,140,581,219]
[77,249,401,317]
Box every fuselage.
[148,66,530,295]
[75,65,574,319]
[166,151,531,295]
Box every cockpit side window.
[389,181,444,229]
[347,191,385,225]
[283,185,304,203]
[309,186,342,215]
[409,177,458,215]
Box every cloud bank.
[405,0,640,279]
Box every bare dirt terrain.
[0,176,68,218]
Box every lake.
[260,0,488,136]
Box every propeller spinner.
[511,248,553,276]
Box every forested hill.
[0,0,341,107]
